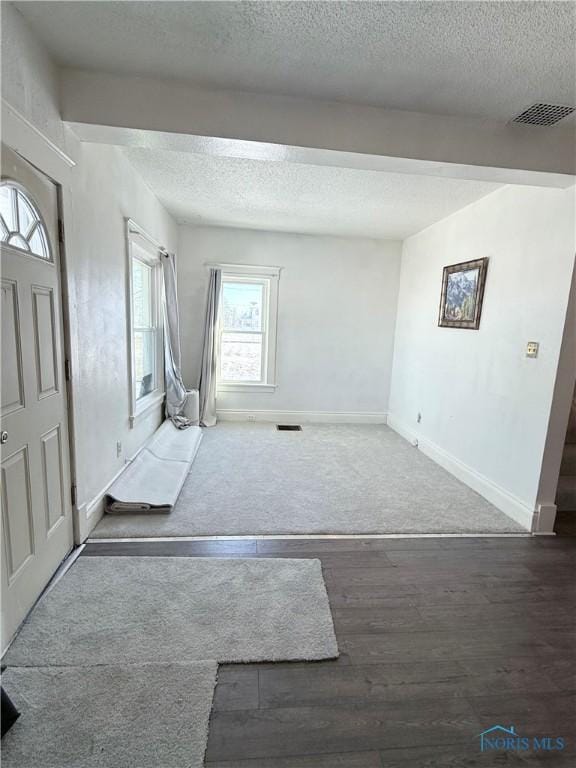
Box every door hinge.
[58,218,65,244]
[71,484,77,507]
[65,359,72,381]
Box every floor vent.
[511,103,575,127]
[276,424,302,431]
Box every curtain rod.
[129,228,169,255]
[127,218,169,255]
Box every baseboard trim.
[76,463,128,542]
[387,414,535,532]
[532,503,557,534]
[386,414,419,445]
[216,409,388,425]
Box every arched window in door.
[0,182,52,261]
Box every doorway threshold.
[87,532,535,543]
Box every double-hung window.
[127,221,165,424]
[217,265,280,392]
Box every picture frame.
[438,258,489,330]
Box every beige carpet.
[1,663,217,768]
[3,556,337,767]
[6,557,338,666]
[93,423,524,538]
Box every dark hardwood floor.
[83,536,576,766]
[554,510,576,537]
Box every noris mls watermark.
[479,725,566,753]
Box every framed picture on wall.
[438,258,489,329]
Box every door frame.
[2,101,81,545]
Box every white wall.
[178,226,401,419]
[1,3,64,151]
[389,184,576,529]
[1,4,179,540]
[67,143,178,536]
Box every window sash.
[220,328,263,336]
[134,328,157,401]
[219,277,269,385]
[127,225,165,425]
[222,280,264,334]
[132,256,157,332]
[220,330,265,384]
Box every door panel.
[1,278,25,416]
[41,426,65,532]
[1,144,73,652]
[32,285,59,398]
[1,446,34,579]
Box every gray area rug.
[1,663,217,768]
[93,423,524,538]
[6,556,338,666]
[4,556,337,767]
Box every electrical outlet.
[116,441,122,457]
[247,414,256,422]
[526,341,539,359]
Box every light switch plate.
[526,341,539,358]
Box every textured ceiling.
[122,148,501,239]
[15,1,576,121]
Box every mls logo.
[479,725,524,752]
[479,725,566,753]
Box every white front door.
[1,145,73,652]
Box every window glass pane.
[132,258,152,328]
[0,186,16,231]
[17,191,36,238]
[220,332,262,382]
[222,281,263,332]
[8,234,29,251]
[134,330,155,400]
[28,225,50,259]
[0,185,52,261]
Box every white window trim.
[126,219,166,426]
[208,263,280,392]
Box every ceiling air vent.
[511,103,575,127]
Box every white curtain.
[199,268,222,427]
[162,252,193,428]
